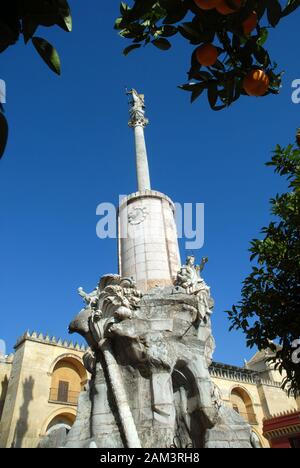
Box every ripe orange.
[216,0,242,15]
[195,44,218,67]
[243,69,270,97]
[193,0,222,9]
[243,11,258,35]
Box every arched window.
[46,413,76,433]
[49,356,87,406]
[230,387,257,425]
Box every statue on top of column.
[127,88,149,127]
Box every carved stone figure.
[127,89,149,128]
[78,286,99,310]
[128,89,145,117]
[175,256,208,291]
[175,256,213,324]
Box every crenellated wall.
[0,332,87,448]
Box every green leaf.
[32,37,61,75]
[115,17,124,30]
[56,0,73,32]
[178,23,202,42]
[178,82,206,103]
[159,25,178,37]
[179,83,200,92]
[22,16,39,44]
[162,1,188,24]
[60,11,72,32]
[123,44,142,56]
[191,84,205,103]
[152,38,171,50]
[253,46,271,67]
[120,2,130,15]
[207,82,218,109]
[0,112,8,159]
[0,20,19,52]
[281,0,300,18]
[257,28,269,47]
[267,0,282,27]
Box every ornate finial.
[127,89,149,128]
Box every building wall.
[247,354,289,385]
[211,376,268,448]
[0,335,87,448]
[1,335,298,448]
[0,357,13,421]
[210,361,298,449]
[257,383,298,419]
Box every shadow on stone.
[11,376,34,448]
[0,375,9,421]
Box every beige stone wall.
[246,352,298,417]
[257,383,298,419]
[247,356,288,384]
[211,376,269,448]
[211,375,298,448]
[0,338,86,448]
[0,358,13,421]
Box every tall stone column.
[118,90,181,292]
[128,90,151,192]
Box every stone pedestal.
[58,275,255,449]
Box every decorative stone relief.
[127,89,149,128]
[128,207,149,225]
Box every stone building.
[0,332,298,448]
[0,333,88,448]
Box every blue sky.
[0,2,299,365]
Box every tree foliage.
[115,0,299,109]
[0,0,72,159]
[228,134,300,396]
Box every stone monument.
[56,91,256,448]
